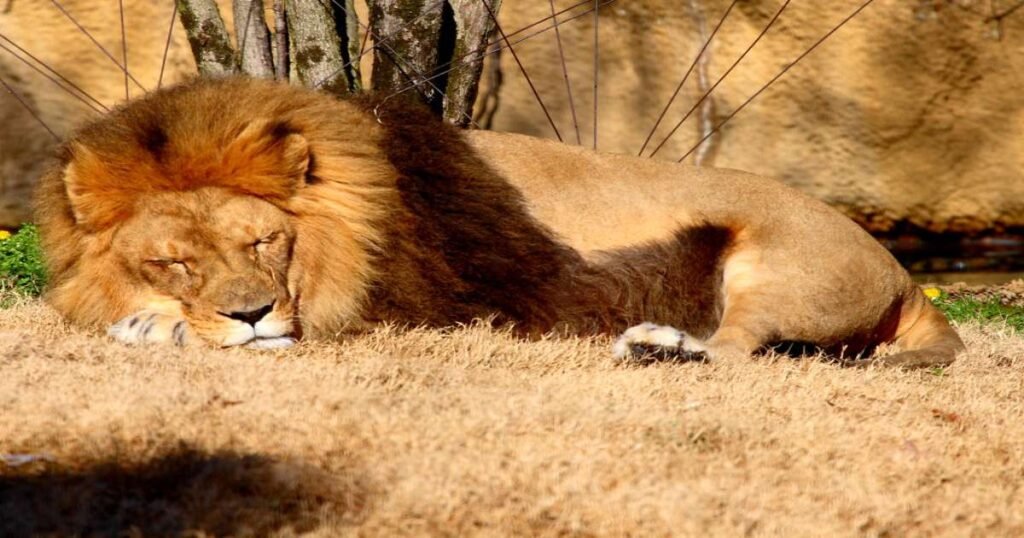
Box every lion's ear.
[63,146,135,229]
[224,120,311,197]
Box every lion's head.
[35,77,395,347]
[103,188,298,346]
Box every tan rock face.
[2,0,1021,233]
[0,0,198,228]
[487,0,1024,232]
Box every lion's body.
[35,77,964,365]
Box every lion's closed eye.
[145,259,191,276]
[252,232,280,251]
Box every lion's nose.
[225,302,274,326]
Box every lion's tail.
[871,288,966,368]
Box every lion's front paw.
[612,322,708,363]
[108,311,190,346]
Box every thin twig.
[677,0,878,163]
[481,0,562,141]
[592,0,598,149]
[0,32,108,112]
[649,0,791,159]
[158,1,178,88]
[549,0,580,144]
[118,0,128,100]
[0,75,59,140]
[638,0,738,156]
[48,0,146,91]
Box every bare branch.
[234,0,275,77]
[177,0,238,75]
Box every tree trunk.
[285,0,349,94]
[366,0,445,107]
[443,0,501,126]
[177,0,238,75]
[233,0,275,78]
[176,0,497,124]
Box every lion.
[34,76,965,366]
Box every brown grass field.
[2,294,1023,537]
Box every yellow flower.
[0,230,11,241]
[923,287,942,300]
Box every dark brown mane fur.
[359,96,732,338]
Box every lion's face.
[111,188,298,347]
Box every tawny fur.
[34,77,965,365]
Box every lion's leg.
[108,310,191,346]
[698,296,778,362]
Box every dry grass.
[2,299,1024,537]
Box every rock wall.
[486,0,1024,232]
[2,0,1022,233]
[0,0,199,227]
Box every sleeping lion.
[35,77,965,366]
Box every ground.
[1,296,1023,536]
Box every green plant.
[931,291,1024,333]
[0,224,46,301]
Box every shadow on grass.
[0,444,370,536]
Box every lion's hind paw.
[612,322,708,364]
